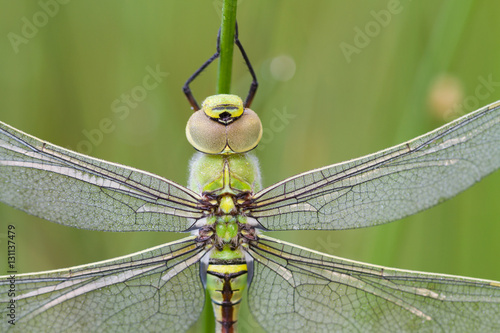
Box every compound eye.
[186,110,226,154]
[226,108,262,153]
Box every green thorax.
[188,152,261,196]
[188,152,261,260]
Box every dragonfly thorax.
[188,149,262,251]
[197,214,257,251]
[186,94,263,154]
[188,152,261,197]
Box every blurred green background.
[1,1,500,332]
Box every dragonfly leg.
[183,29,221,111]
[234,23,258,108]
[183,22,258,110]
[196,224,215,243]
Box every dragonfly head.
[186,94,263,154]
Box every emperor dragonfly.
[2,2,500,331]
[1,91,500,331]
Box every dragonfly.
[1,30,500,333]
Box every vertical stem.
[217,0,238,94]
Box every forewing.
[251,101,500,230]
[1,236,207,332]
[247,236,500,332]
[0,121,203,232]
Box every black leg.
[183,22,258,111]
[183,29,221,111]
[234,23,258,109]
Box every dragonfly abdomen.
[206,262,248,333]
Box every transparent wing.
[0,236,207,332]
[0,121,203,232]
[247,235,500,332]
[251,101,500,230]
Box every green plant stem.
[217,0,238,94]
